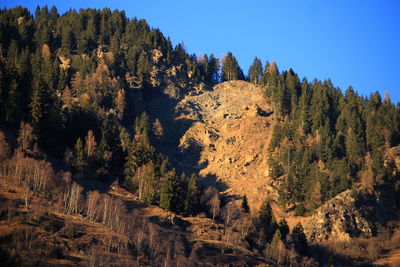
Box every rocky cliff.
[149,80,276,210]
[305,187,396,243]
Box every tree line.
[246,58,400,214]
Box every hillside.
[1,5,400,267]
[149,80,274,210]
[0,177,267,267]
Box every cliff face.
[144,78,399,244]
[149,80,276,210]
[305,189,372,242]
[305,187,397,243]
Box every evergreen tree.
[221,52,242,81]
[72,138,85,173]
[299,78,312,134]
[124,131,155,192]
[259,200,277,239]
[208,53,220,84]
[336,86,366,166]
[140,161,158,204]
[366,92,383,152]
[278,219,289,240]
[159,169,181,212]
[248,57,263,85]
[242,195,250,213]
[262,61,279,99]
[185,173,201,215]
[269,229,282,262]
[290,223,308,255]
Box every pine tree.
[185,173,201,215]
[299,78,312,134]
[160,169,180,212]
[61,27,73,52]
[137,50,151,84]
[336,86,366,165]
[366,92,383,152]
[72,138,86,173]
[30,79,43,131]
[290,223,308,255]
[5,79,18,125]
[208,54,220,84]
[124,131,155,192]
[278,219,289,240]
[242,195,250,213]
[221,52,242,81]
[248,57,263,85]
[262,61,279,99]
[259,200,277,239]
[140,161,158,204]
[269,229,282,262]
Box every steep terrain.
[150,80,275,210]
[0,178,267,267]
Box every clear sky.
[4,0,400,103]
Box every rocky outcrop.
[58,55,71,70]
[165,81,275,209]
[305,189,373,242]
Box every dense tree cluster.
[221,52,244,82]
[2,5,400,265]
[249,60,400,214]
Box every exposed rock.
[305,189,374,242]
[96,44,108,59]
[242,104,261,117]
[166,64,183,77]
[159,81,275,209]
[151,49,163,63]
[58,55,71,70]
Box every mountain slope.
[150,80,275,209]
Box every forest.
[0,5,400,266]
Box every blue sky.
[4,0,400,103]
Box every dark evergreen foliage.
[242,195,250,213]
[1,5,400,229]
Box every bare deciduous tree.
[64,181,83,214]
[148,223,160,261]
[202,187,221,220]
[222,202,241,227]
[86,190,100,222]
[22,180,32,211]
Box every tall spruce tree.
[221,52,242,81]
[248,57,263,85]
[184,173,201,215]
[160,169,181,212]
[259,200,277,239]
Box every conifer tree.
[221,52,242,81]
[185,173,201,215]
[278,219,289,240]
[290,223,308,255]
[72,138,86,173]
[160,169,180,212]
[269,229,282,262]
[124,131,154,192]
[140,160,158,204]
[259,200,277,239]
[242,195,250,213]
[299,78,312,134]
[248,57,263,85]
[208,54,220,84]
